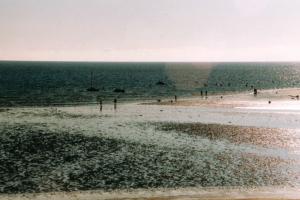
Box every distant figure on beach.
[254,89,257,95]
[201,90,203,96]
[114,99,117,109]
[291,95,299,100]
[175,95,177,101]
[205,91,207,96]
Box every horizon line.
[1,60,300,63]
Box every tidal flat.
[1,88,300,199]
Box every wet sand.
[1,88,300,199]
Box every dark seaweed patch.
[157,122,298,149]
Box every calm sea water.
[1,61,300,106]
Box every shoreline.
[143,87,300,105]
[2,87,300,109]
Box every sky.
[1,0,300,62]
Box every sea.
[1,61,300,106]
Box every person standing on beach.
[114,99,117,109]
[254,89,257,95]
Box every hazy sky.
[1,0,300,62]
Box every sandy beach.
[1,88,300,199]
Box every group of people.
[200,90,208,96]
[99,99,118,110]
